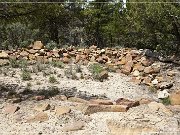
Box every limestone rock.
[26,112,49,123]
[89,99,113,105]
[0,51,9,58]
[68,97,89,104]
[4,105,20,114]
[55,106,71,116]
[116,98,139,108]
[169,91,180,105]
[158,90,170,99]
[83,104,128,115]
[34,103,51,112]
[33,41,43,50]
[62,121,84,132]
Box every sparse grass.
[9,58,28,69]
[50,61,64,68]
[75,64,82,73]
[88,63,104,80]
[148,86,158,93]
[26,82,32,88]
[64,65,77,80]
[21,69,32,81]
[36,81,41,85]
[49,75,57,83]
[161,97,171,105]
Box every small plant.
[148,86,158,93]
[161,97,171,105]
[88,63,104,80]
[26,82,32,89]
[75,64,82,73]
[36,81,41,85]
[9,58,19,68]
[64,65,77,80]
[21,70,32,81]
[50,61,64,68]
[49,75,57,83]
[9,58,28,69]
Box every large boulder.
[33,41,44,50]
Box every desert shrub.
[0,22,39,50]
[75,64,82,73]
[50,61,64,68]
[9,59,28,69]
[21,70,32,81]
[64,65,77,79]
[49,75,57,83]
[88,63,104,80]
[161,97,171,105]
[46,41,58,50]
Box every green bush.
[49,75,57,83]
[0,22,39,50]
[50,61,64,68]
[161,97,171,105]
[88,63,104,80]
[21,70,32,81]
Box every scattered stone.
[26,112,49,123]
[132,70,140,77]
[99,70,108,80]
[33,41,43,50]
[144,66,153,74]
[8,98,22,103]
[34,103,51,112]
[55,95,67,101]
[55,106,71,116]
[152,79,158,85]
[148,102,172,116]
[4,105,20,114]
[62,121,84,132]
[158,89,170,99]
[0,51,9,58]
[116,98,139,108]
[159,82,173,89]
[139,98,152,104]
[89,99,113,105]
[68,97,89,104]
[169,91,180,105]
[0,59,9,66]
[83,104,128,115]
[34,95,45,101]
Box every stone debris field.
[0,41,180,135]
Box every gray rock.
[158,90,170,99]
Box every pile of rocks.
[0,41,179,103]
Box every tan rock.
[89,99,113,105]
[125,53,133,62]
[169,91,180,105]
[133,63,144,71]
[63,57,70,63]
[0,51,9,58]
[89,45,97,50]
[132,70,140,77]
[34,103,51,112]
[99,70,108,80]
[121,61,133,75]
[129,77,141,84]
[83,104,128,115]
[4,105,20,114]
[68,97,89,104]
[139,98,152,104]
[0,59,9,66]
[107,121,157,135]
[20,51,29,57]
[27,49,38,54]
[144,66,153,74]
[55,95,67,101]
[116,98,139,108]
[33,41,43,50]
[55,106,71,116]
[148,102,173,116]
[26,112,49,123]
[62,121,84,132]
